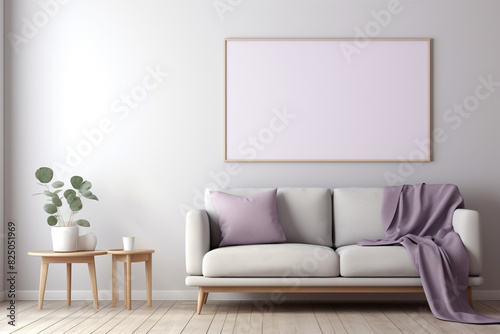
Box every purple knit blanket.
[359,184,500,323]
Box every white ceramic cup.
[123,236,135,251]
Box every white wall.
[4,0,500,300]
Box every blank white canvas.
[225,39,430,161]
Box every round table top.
[28,250,108,257]
[107,249,155,255]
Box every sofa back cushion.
[333,187,386,247]
[205,187,333,249]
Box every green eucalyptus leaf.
[47,216,58,226]
[70,176,83,189]
[69,197,83,211]
[52,196,62,207]
[43,203,58,214]
[43,190,57,197]
[76,219,90,227]
[83,192,99,201]
[79,181,92,192]
[66,193,76,204]
[63,189,76,198]
[35,167,53,184]
[52,181,64,188]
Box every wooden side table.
[28,250,107,310]
[107,249,155,310]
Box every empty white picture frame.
[225,38,431,161]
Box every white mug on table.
[123,236,135,251]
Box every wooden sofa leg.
[203,291,209,304]
[467,287,474,309]
[197,288,207,314]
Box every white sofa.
[185,187,483,314]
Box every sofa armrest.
[186,209,211,275]
[452,209,482,275]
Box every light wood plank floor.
[1,300,500,333]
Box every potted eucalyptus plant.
[35,167,99,252]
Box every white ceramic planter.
[51,225,79,252]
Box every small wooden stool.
[28,250,107,310]
[107,249,155,310]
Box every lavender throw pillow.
[210,189,286,247]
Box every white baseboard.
[12,289,500,301]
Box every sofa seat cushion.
[336,245,419,277]
[203,243,340,277]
